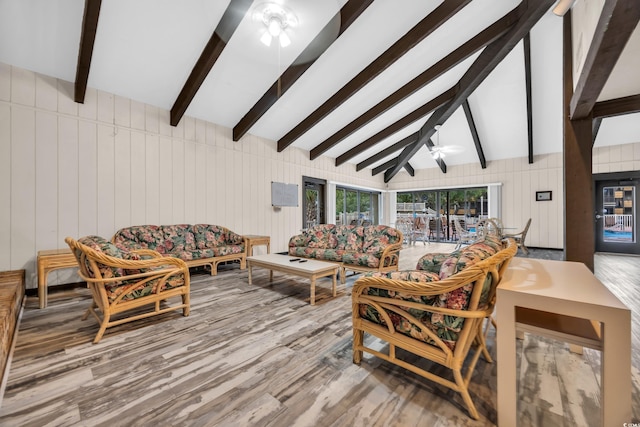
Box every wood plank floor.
[0,244,638,426]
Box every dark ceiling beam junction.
[356,132,419,171]
[372,158,397,176]
[592,117,602,144]
[592,94,640,118]
[523,32,534,164]
[427,137,447,174]
[277,0,472,152]
[404,162,415,176]
[74,0,102,103]
[232,0,374,141]
[569,0,640,120]
[462,100,486,169]
[371,158,414,177]
[309,6,520,160]
[170,0,253,127]
[335,88,455,166]
[384,0,554,183]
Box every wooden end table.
[244,235,271,256]
[37,249,77,309]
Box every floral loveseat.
[288,224,403,281]
[352,235,517,419]
[113,224,246,275]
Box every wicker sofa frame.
[66,236,190,344]
[352,238,517,419]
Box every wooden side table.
[243,235,270,256]
[37,249,78,309]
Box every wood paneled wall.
[0,63,384,288]
[1,62,638,286]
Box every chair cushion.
[363,225,401,254]
[304,224,337,249]
[416,252,451,273]
[105,273,185,303]
[113,225,165,252]
[77,235,140,279]
[335,225,365,252]
[159,224,196,252]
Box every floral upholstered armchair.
[66,235,190,343]
[351,235,517,419]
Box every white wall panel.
[0,62,10,101]
[158,137,173,225]
[194,143,206,223]
[35,111,58,249]
[0,105,11,270]
[171,140,185,222]
[114,129,131,230]
[11,106,36,278]
[96,125,115,237]
[78,121,98,237]
[184,140,196,224]
[145,134,160,225]
[57,116,79,242]
[130,131,146,225]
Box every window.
[336,186,380,226]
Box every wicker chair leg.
[352,329,364,364]
[182,294,190,316]
[93,315,110,344]
[453,369,480,420]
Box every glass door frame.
[594,171,640,255]
[302,176,326,229]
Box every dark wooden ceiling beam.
[232,0,374,141]
[592,117,602,144]
[335,88,455,166]
[524,32,534,164]
[593,94,640,118]
[74,0,102,103]
[170,0,253,127]
[372,158,414,177]
[277,0,472,152]
[404,162,415,176]
[356,132,419,171]
[462,100,486,169]
[372,158,397,176]
[309,6,520,160]
[384,0,554,183]
[426,137,447,173]
[569,0,640,120]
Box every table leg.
[248,264,253,285]
[332,270,337,297]
[310,276,316,305]
[496,302,517,427]
[38,266,47,309]
[602,314,632,425]
[266,242,270,254]
[269,269,273,282]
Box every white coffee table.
[247,254,340,305]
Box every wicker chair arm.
[378,238,403,268]
[129,249,164,258]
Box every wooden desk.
[243,235,270,256]
[37,249,77,309]
[496,258,631,426]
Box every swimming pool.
[604,229,633,242]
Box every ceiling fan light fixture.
[255,3,297,48]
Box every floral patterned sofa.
[288,224,403,281]
[112,224,246,275]
[351,235,517,419]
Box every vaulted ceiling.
[1,0,639,181]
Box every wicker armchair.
[352,237,517,419]
[65,235,190,344]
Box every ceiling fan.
[429,125,463,160]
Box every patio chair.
[65,235,190,343]
[454,218,475,249]
[503,218,531,254]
